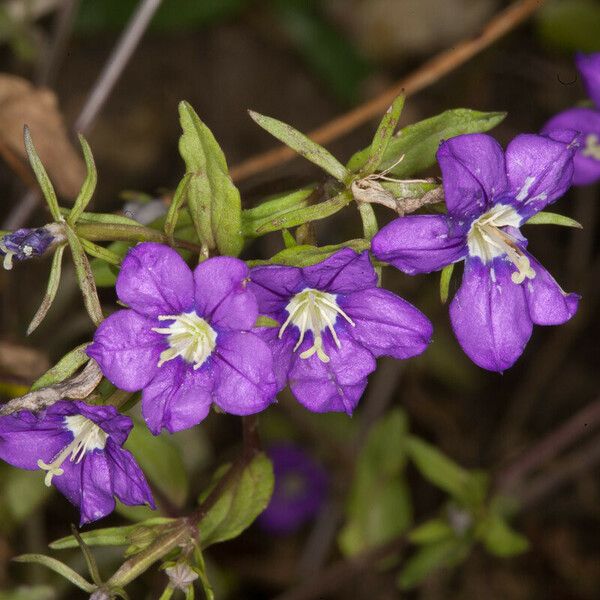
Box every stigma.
[152,311,217,369]
[37,415,108,486]
[582,133,600,161]
[279,288,355,363]
[468,204,535,284]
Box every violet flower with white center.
[0,226,56,270]
[249,249,432,414]
[87,242,277,434]
[258,444,328,534]
[372,132,580,372]
[542,52,600,185]
[0,400,154,525]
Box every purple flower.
[249,249,432,414]
[88,243,277,434]
[542,52,600,185]
[1,226,56,270]
[0,400,154,524]
[372,132,580,372]
[258,444,328,534]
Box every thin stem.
[230,0,546,182]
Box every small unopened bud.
[165,562,198,591]
[89,589,111,600]
[0,223,64,270]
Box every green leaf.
[70,525,102,586]
[408,518,454,545]
[247,238,370,267]
[439,263,454,304]
[397,539,471,590]
[68,135,97,225]
[357,202,378,241]
[347,109,506,176]
[381,180,440,199]
[62,209,140,227]
[198,452,274,548]
[13,555,94,592]
[479,514,529,557]
[360,94,405,175]
[165,174,191,242]
[27,244,66,335]
[0,585,55,600]
[249,110,349,181]
[406,436,469,501]
[178,101,243,256]
[339,410,412,556]
[282,229,297,248]
[125,420,188,509]
[243,190,354,237]
[23,126,62,222]
[31,343,90,391]
[525,211,582,228]
[80,239,123,266]
[65,226,104,325]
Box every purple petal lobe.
[505,132,576,220]
[87,309,162,392]
[78,451,115,524]
[288,334,375,414]
[116,243,194,318]
[302,249,377,293]
[449,258,533,372]
[372,215,467,274]
[213,331,277,415]
[249,265,303,317]
[254,326,295,391]
[339,288,433,359]
[576,52,600,108]
[74,401,133,447]
[52,457,84,517]
[142,360,215,434]
[437,134,507,217]
[542,108,600,186]
[524,253,580,325]
[194,257,257,329]
[106,444,155,509]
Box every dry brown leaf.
[0,73,85,199]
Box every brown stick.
[230,0,546,183]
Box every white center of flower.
[467,204,535,284]
[582,133,600,161]
[152,311,217,369]
[279,288,355,363]
[37,415,108,486]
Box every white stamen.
[152,311,217,369]
[0,241,14,270]
[279,288,355,363]
[467,204,535,284]
[37,415,108,486]
[582,133,600,160]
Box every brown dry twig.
[231,0,546,183]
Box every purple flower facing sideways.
[88,243,277,434]
[372,132,580,372]
[542,53,600,185]
[258,444,328,534]
[249,249,432,414]
[0,401,154,525]
[0,226,55,270]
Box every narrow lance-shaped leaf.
[27,244,65,335]
[23,126,62,222]
[525,211,583,228]
[360,94,405,175]
[439,263,455,304]
[178,101,243,256]
[68,134,97,225]
[71,525,103,586]
[80,238,123,266]
[165,173,191,242]
[249,110,349,182]
[13,554,95,592]
[66,225,103,325]
[31,343,90,390]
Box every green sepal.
[23,126,62,222]
[439,263,455,304]
[68,134,97,225]
[27,244,66,335]
[13,554,94,593]
[347,109,506,177]
[31,343,90,391]
[249,110,349,182]
[525,211,583,228]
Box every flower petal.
[449,258,533,372]
[339,288,433,359]
[249,265,303,317]
[254,326,295,391]
[116,242,194,318]
[372,215,467,274]
[52,457,84,518]
[524,253,580,325]
[302,249,377,293]
[288,333,375,414]
[75,401,133,447]
[87,309,162,392]
[105,443,155,509]
[142,360,215,434]
[194,257,257,330]
[212,331,277,415]
[542,108,600,186]
[576,52,600,108]
[437,134,507,217]
[505,132,577,220]
[78,451,115,524]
